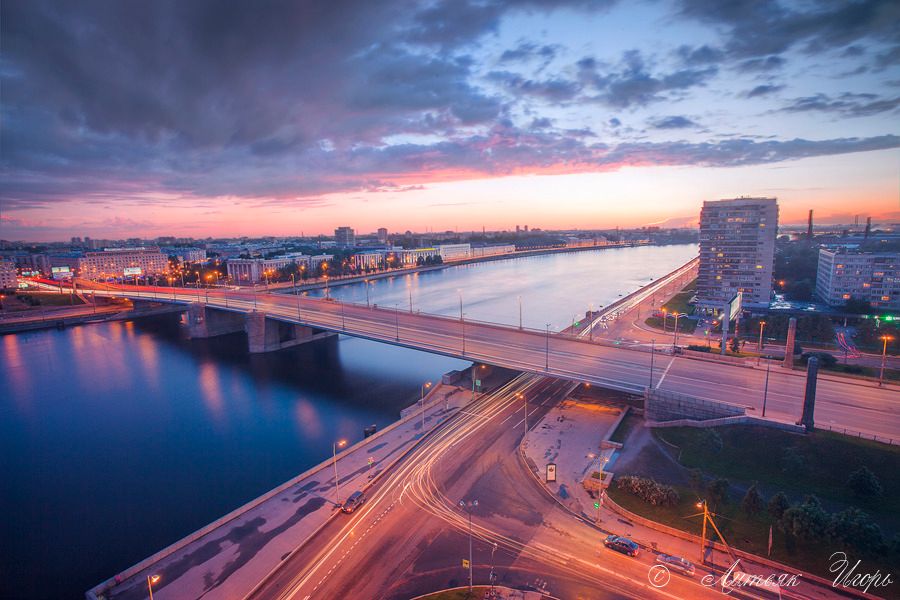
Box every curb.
[408,585,562,600]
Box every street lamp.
[545,323,551,371]
[458,291,466,355]
[332,439,347,504]
[516,392,528,444]
[762,355,771,417]
[649,339,655,390]
[518,295,523,330]
[672,312,686,350]
[661,307,668,333]
[147,574,160,600]
[420,381,432,430]
[459,499,479,592]
[757,321,767,366]
[879,335,894,387]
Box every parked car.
[341,491,365,513]
[656,553,695,576]
[603,535,639,557]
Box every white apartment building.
[227,256,307,284]
[697,197,778,309]
[55,248,170,279]
[816,249,899,310]
[0,260,17,290]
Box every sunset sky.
[1,0,898,241]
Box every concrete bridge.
[77,260,900,443]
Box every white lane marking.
[656,356,676,389]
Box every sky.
[1,0,899,241]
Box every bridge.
[76,261,899,442]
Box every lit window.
[842,294,851,299]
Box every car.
[656,554,695,576]
[603,535,639,557]
[341,491,365,513]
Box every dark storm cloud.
[678,0,900,59]
[487,70,582,101]
[650,116,697,129]
[580,50,717,108]
[779,92,900,117]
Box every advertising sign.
[546,463,557,482]
[124,267,142,276]
[51,266,72,280]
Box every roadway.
[247,375,729,600]
[86,283,900,441]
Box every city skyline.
[2,1,899,241]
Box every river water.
[1,243,696,599]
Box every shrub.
[700,429,723,453]
[827,507,885,555]
[768,491,790,520]
[779,496,828,541]
[741,483,765,517]
[615,475,680,507]
[687,344,710,352]
[800,352,837,368]
[847,466,883,498]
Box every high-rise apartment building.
[816,249,899,310]
[0,259,17,290]
[334,226,356,248]
[377,228,389,244]
[696,197,778,309]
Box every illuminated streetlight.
[879,335,894,387]
[420,381,432,430]
[757,321,766,365]
[458,499,479,592]
[332,439,347,504]
[147,574,160,600]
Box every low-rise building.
[816,249,899,310]
[470,244,516,258]
[226,256,309,284]
[438,243,471,261]
[51,247,169,279]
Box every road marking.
[655,356,676,389]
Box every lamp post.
[459,499,478,592]
[395,303,400,341]
[365,279,370,307]
[673,312,686,350]
[649,339,655,389]
[762,356,771,417]
[332,439,347,504]
[879,335,894,387]
[459,291,466,355]
[661,307,668,333]
[517,392,528,444]
[147,574,160,600]
[757,320,766,365]
[545,323,551,371]
[420,381,432,430]
[518,295,523,330]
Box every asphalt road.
[246,375,727,600]
[89,284,900,441]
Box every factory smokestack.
[807,209,814,240]
[865,217,871,239]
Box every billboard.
[123,267,142,276]
[51,266,72,280]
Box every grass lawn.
[609,412,642,444]
[660,279,697,316]
[607,424,900,579]
[653,426,900,519]
[16,293,83,306]
[607,484,897,580]
[645,316,697,334]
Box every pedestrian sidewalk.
[90,384,477,600]
[522,398,621,521]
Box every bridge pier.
[183,302,246,339]
[244,311,334,353]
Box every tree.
[801,352,837,368]
[847,466,883,498]
[729,336,740,353]
[779,496,828,541]
[843,297,873,314]
[827,507,885,555]
[707,478,731,508]
[741,483,765,517]
[768,492,790,520]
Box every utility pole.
[649,339,655,389]
[762,357,771,417]
[545,323,551,371]
[459,500,478,592]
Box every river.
[0,243,696,599]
